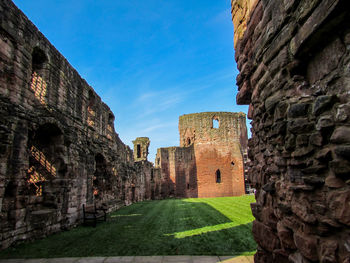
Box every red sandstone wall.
[231,0,350,262]
[195,142,245,197]
[179,112,246,198]
[156,147,196,198]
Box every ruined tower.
[179,112,247,197]
[156,112,248,198]
[132,137,150,162]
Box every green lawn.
[0,195,256,258]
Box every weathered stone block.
[265,91,283,113]
[313,95,338,116]
[334,145,350,159]
[289,252,312,263]
[329,160,350,177]
[277,221,296,250]
[288,103,310,118]
[325,175,345,189]
[328,190,350,225]
[320,240,338,263]
[293,232,319,261]
[287,118,314,134]
[252,220,280,252]
[330,127,350,144]
[291,197,317,223]
[316,115,335,131]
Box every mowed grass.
[0,195,256,258]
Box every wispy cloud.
[141,122,176,133]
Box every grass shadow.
[0,196,256,258]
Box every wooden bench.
[82,204,107,227]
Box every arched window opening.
[187,138,191,146]
[137,144,141,158]
[212,117,219,129]
[31,47,48,105]
[187,183,190,190]
[151,169,154,181]
[231,161,235,167]
[27,123,65,197]
[216,169,221,183]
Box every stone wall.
[231,0,350,262]
[0,0,163,249]
[155,146,196,198]
[156,112,247,198]
[179,112,247,198]
[132,137,150,162]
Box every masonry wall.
[231,0,350,262]
[155,112,247,199]
[155,146,197,198]
[0,0,162,249]
[179,112,246,198]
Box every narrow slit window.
[216,169,221,183]
[137,144,141,158]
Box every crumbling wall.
[156,112,247,198]
[0,0,158,249]
[179,112,247,198]
[132,137,150,162]
[155,146,196,198]
[231,0,350,262]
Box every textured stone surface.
[155,112,248,198]
[0,0,166,249]
[231,0,350,261]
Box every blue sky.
[13,0,249,162]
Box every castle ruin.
[0,0,166,249]
[155,112,248,198]
[0,0,249,250]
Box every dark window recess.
[216,169,221,183]
[4,181,16,197]
[187,183,190,189]
[137,144,141,158]
[187,138,191,145]
[32,47,47,70]
[151,170,154,181]
[231,161,235,167]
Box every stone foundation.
[231,0,350,262]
